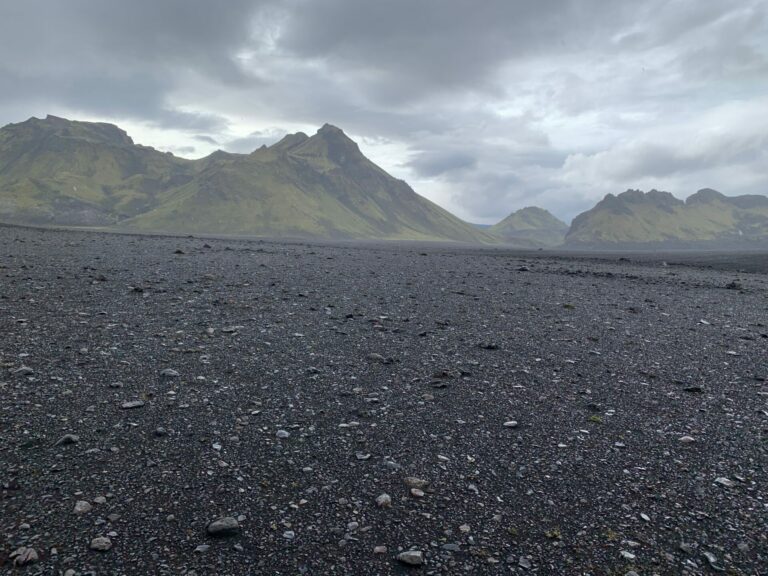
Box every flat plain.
[1,224,766,575]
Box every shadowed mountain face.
[566,188,768,248]
[488,206,567,247]
[0,116,492,243]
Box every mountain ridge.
[0,116,493,243]
[566,188,768,248]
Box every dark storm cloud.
[193,135,220,146]
[406,151,477,178]
[0,0,260,129]
[0,0,766,222]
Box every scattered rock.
[73,500,93,515]
[90,537,112,551]
[397,550,424,566]
[121,399,145,409]
[54,433,80,446]
[375,493,392,508]
[206,516,240,537]
[404,477,428,489]
[11,547,39,566]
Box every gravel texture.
[1,225,767,575]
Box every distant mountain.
[0,116,493,243]
[566,188,768,248]
[488,206,567,247]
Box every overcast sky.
[1,1,766,223]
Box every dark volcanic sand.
[1,225,766,575]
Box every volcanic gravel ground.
[1,225,767,575]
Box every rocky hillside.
[488,206,567,247]
[0,116,492,243]
[566,189,768,248]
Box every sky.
[0,1,766,223]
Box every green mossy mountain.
[566,189,768,248]
[0,116,493,243]
[0,115,196,225]
[488,206,567,247]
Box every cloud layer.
[1,0,766,222]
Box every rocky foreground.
[1,225,766,575]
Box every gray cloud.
[0,0,766,223]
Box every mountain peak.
[290,123,364,167]
[489,206,567,247]
[686,188,725,204]
[318,123,344,134]
[10,114,135,147]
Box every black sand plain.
[1,224,766,575]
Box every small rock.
[404,477,428,489]
[410,488,425,498]
[714,477,735,488]
[11,547,39,566]
[620,550,636,561]
[160,368,180,378]
[73,500,93,515]
[503,420,519,428]
[194,544,210,553]
[397,550,424,566]
[678,435,695,443]
[90,537,112,551]
[276,429,290,439]
[55,434,80,446]
[703,551,723,570]
[121,399,145,409]
[374,545,388,554]
[206,517,240,537]
[519,556,532,569]
[375,493,392,508]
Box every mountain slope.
[489,206,567,247]
[0,116,492,243]
[566,189,768,248]
[125,124,492,242]
[0,115,195,225]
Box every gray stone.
[397,550,424,566]
[90,537,112,551]
[74,500,93,515]
[121,399,145,409]
[206,516,240,537]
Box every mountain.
[566,188,768,248]
[0,116,492,243]
[0,115,195,225]
[488,206,567,247]
[124,124,491,242]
